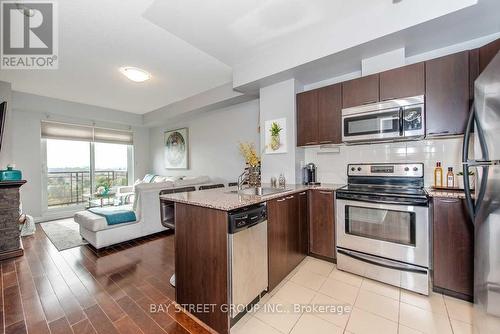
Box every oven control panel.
[348,163,424,177]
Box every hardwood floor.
[1,226,215,334]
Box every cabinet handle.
[305,141,318,145]
[299,192,307,195]
[319,191,332,195]
[319,141,332,144]
[381,97,395,101]
[428,130,450,136]
[286,196,294,199]
[277,198,286,202]
[362,99,378,105]
[437,198,460,203]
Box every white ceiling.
[0,0,233,114]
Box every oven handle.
[336,194,428,207]
[337,248,428,274]
[399,107,404,136]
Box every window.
[42,121,133,209]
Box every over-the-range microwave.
[341,95,425,144]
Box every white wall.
[149,99,260,183]
[305,138,467,187]
[0,81,13,168]
[259,79,305,185]
[9,92,150,221]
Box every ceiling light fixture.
[119,67,151,82]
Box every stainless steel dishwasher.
[228,203,268,325]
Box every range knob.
[357,167,362,172]
[351,167,356,172]
[413,167,419,172]
[404,167,410,172]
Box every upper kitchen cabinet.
[296,83,342,146]
[318,84,342,144]
[479,38,500,73]
[297,90,319,146]
[379,63,425,101]
[425,51,470,137]
[342,74,379,108]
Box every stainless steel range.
[336,163,430,295]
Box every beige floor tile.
[230,316,283,334]
[290,267,328,291]
[354,289,399,321]
[444,296,474,323]
[400,290,447,315]
[319,277,360,304]
[274,281,316,305]
[329,268,363,287]
[346,307,398,334]
[450,319,479,334]
[399,324,425,334]
[231,313,253,332]
[254,295,302,334]
[290,314,343,334]
[308,292,352,329]
[268,278,289,296]
[299,257,334,277]
[360,278,400,300]
[399,302,453,334]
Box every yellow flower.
[239,142,260,167]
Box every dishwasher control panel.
[228,203,267,234]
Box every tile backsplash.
[304,137,470,186]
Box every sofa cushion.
[174,175,210,187]
[74,206,137,232]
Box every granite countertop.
[159,183,345,211]
[425,188,468,199]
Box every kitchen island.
[159,184,343,334]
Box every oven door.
[336,199,429,267]
[342,107,402,143]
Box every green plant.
[270,122,282,136]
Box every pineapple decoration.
[270,121,282,151]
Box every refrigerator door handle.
[462,105,476,222]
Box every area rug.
[40,218,88,251]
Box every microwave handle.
[398,107,404,136]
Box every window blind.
[41,121,133,145]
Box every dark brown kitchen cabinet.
[379,62,425,101]
[297,90,319,146]
[432,197,474,301]
[318,84,342,144]
[342,74,379,109]
[296,84,342,146]
[309,190,335,259]
[479,38,500,73]
[267,194,306,290]
[298,191,309,258]
[425,51,470,137]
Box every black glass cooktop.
[337,184,427,198]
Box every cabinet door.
[318,84,342,144]
[286,194,302,270]
[433,197,474,300]
[297,90,319,146]
[425,52,470,136]
[267,197,290,290]
[298,191,309,258]
[309,190,335,259]
[379,62,425,101]
[342,74,379,109]
[479,38,500,73]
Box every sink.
[226,187,289,196]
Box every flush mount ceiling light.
[119,67,151,82]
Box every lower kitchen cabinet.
[267,193,307,290]
[309,190,335,260]
[432,197,474,301]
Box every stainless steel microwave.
[342,95,425,144]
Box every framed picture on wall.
[264,118,287,154]
[164,128,189,169]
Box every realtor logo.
[1,1,58,69]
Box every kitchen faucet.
[237,170,249,190]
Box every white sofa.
[74,175,211,249]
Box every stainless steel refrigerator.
[462,51,500,333]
